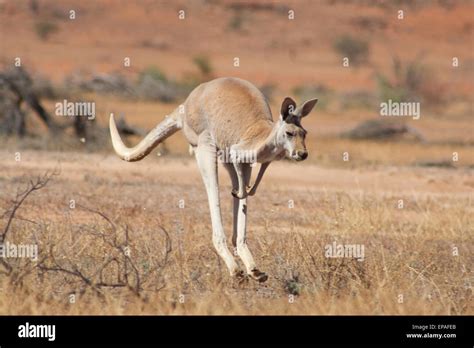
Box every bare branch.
[0,169,59,274]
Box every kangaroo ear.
[299,98,318,117]
[280,97,297,121]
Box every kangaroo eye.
[286,131,295,137]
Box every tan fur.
[183,77,273,151]
[109,77,317,281]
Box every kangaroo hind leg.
[224,163,268,283]
[194,134,241,277]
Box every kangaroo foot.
[250,269,268,283]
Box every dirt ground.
[0,149,472,314]
[1,0,473,95]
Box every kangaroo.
[110,77,317,282]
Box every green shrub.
[192,55,213,77]
[34,21,58,40]
[333,35,369,65]
[376,56,441,104]
[228,11,244,31]
[138,66,168,83]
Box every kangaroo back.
[183,77,274,150]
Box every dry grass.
[0,150,472,315]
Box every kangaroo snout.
[299,151,308,160]
[293,150,308,161]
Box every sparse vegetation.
[376,56,446,105]
[0,159,471,314]
[31,75,58,99]
[192,55,213,78]
[138,66,168,84]
[228,11,245,31]
[64,71,133,95]
[333,35,369,65]
[34,21,58,40]
[136,67,179,103]
[62,68,188,103]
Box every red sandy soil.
[0,0,472,94]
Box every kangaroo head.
[276,97,318,161]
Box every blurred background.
[0,0,473,167]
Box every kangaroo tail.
[109,108,182,162]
